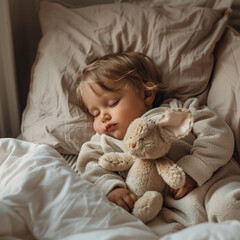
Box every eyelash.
[109,99,119,107]
[90,99,120,117]
[90,110,99,117]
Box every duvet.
[0,138,239,240]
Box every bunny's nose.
[131,143,136,148]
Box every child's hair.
[75,52,165,112]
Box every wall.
[9,0,42,116]
[0,0,20,137]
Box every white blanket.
[0,138,239,239]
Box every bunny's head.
[123,109,193,159]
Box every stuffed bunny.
[99,108,193,223]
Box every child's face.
[81,82,151,140]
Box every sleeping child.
[75,51,240,236]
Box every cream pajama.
[148,158,240,237]
[77,98,240,235]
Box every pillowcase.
[207,27,240,155]
[21,0,231,154]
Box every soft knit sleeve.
[167,98,235,186]
[76,134,127,195]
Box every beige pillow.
[21,0,230,154]
[207,27,240,155]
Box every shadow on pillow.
[208,26,240,155]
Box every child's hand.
[169,174,197,200]
[107,187,138,212]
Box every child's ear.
[144,82,156,106]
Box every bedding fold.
[0,138,158,240]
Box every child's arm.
[77,134,127,195]
[170,98,235,187]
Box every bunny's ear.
[156,108,193,139]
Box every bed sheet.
[0,138,240,239]
[0,138,158,240]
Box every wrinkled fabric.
[0,138,158,240]
[208,27,240,155]
[21,1,230,154]
[1,138,240,239]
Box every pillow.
[21,0,231,154]
[207,26,240,155]
[123,0,231,9]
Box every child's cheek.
[113,105,130,121]
[93,120,103,134]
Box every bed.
[1,0,240,239]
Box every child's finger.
[116,199,130,212]
[123,193,138,210]
[129,192,138,202]
[169,187,178,198]
[174,187,188,200]
[123,195,135,210]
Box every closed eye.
[108,99,120,107]
[90,109,100,117]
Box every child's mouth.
[105,123,117,131]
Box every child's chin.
[110,132,124,140]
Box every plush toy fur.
[99,108,193,223]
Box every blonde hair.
[75,52,165,112]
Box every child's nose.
[101,112,111,122]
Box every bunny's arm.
[155,157,186,189]
[99,152,135,171]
